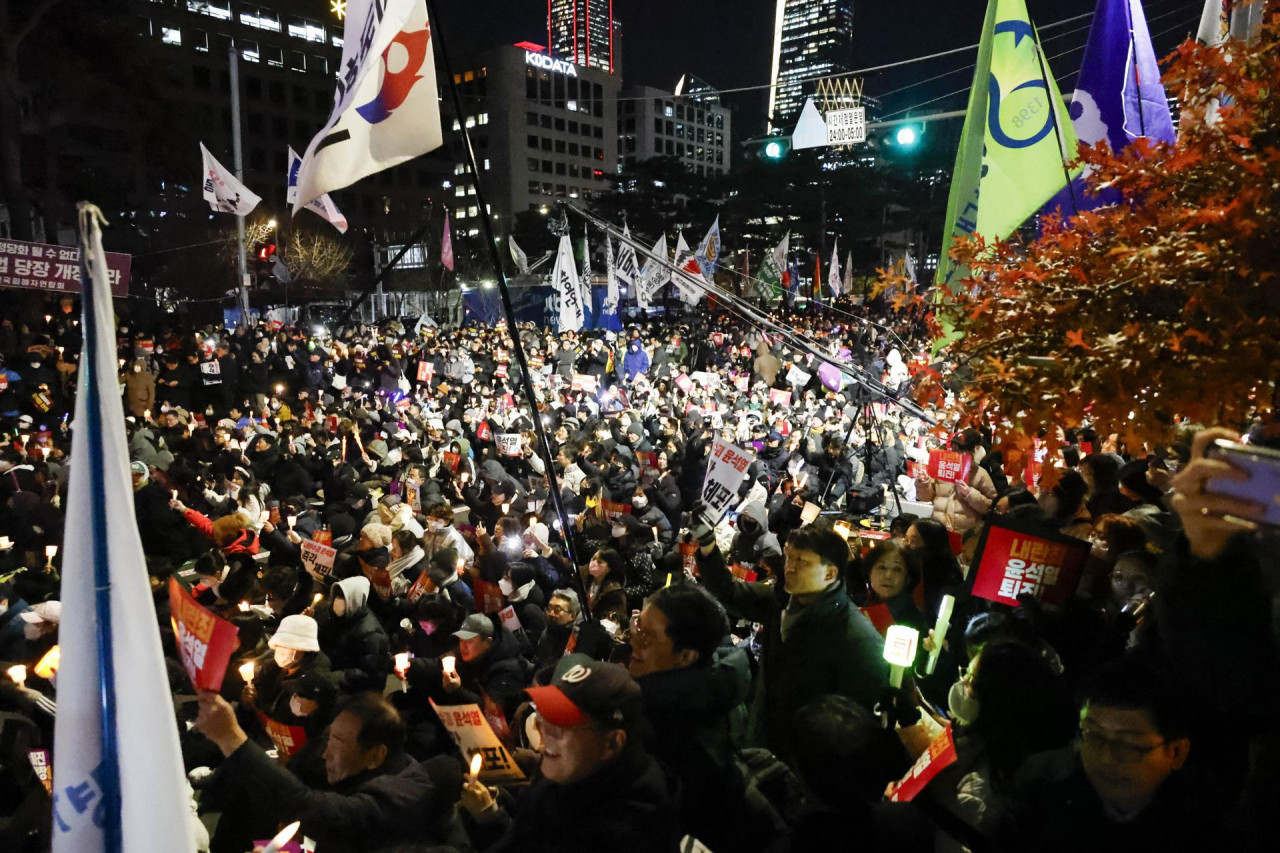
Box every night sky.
[435,0,1207,131]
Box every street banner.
[54,204,195,853]
[168,578,240,691]
[701,439,755,524]
[927,450,974,484]
[286,147,348,233]
[886,725,959,802]
[496,433,522,457]
[292,0,441,212]
[635,234,668,307]
[431,700,527,785]
[0,237,130,297]
[695,215,721,280]
[1044,0,1175,217]
[199,142,261,215]
[300,538,338,578]
[843,249,854,295]
[936,0,1080,290]
[257,712,308,761]
[553,235,584,332]
[968,518,1091,607]
[441,210,454,271]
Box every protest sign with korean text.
[570,374,598,393]
[257,712,309,761]
[927,450,973,484]
[28,749,52,794]
[168,578,239,691]
[362,563,394,600]
[768,388,792,407]
[431,700,527,785]
[300,538,337,578]
[886,725,958,802]
[968,518,1090,608]
[496,433,522,457]
[785,365,811,387]
[701,439,755,524]
[0,237,130,297]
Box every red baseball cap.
[525,654,640,730]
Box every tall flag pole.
[291,0,442,213]
[55,204,197,853]
[827,238,842,297]
[936,0,1081,291]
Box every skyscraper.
[768,0,855,130]
[548,0,616,73]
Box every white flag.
[614,224,639,286]
[509,235,529,274]
[199,142,260,216]
[827,238,842,296]
[287,147,349,233]
[635,233,668,309]
[552,235,584,332]
[695,214,721,281]
[56,206,197,852]
[292,0,442,213]
[904,250,918,287]
[672,232,703,304]
[843,249,853,296]
[604,236,619,315]
[579,228,593,313]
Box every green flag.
[937,0,1081,291]
[757,233,788,303]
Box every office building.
[768,0,855,130]
[618,83,732,176]
[446,44,621,233]
[548,0,617,74]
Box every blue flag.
[1045,0,1175,217]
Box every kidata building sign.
[525,51,578,77]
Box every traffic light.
[746,135,791,162]
[256,243,277,263]
[764,139,787,160]
[885,123,924,150]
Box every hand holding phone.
[1167,428,1269,559]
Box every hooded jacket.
[321,577,391,693]
[729,501,782,568]
[622,341,650,381]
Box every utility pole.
[229,44,251,326]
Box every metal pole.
[229,45,251,325]
[427,0,591,616]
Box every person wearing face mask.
[728,501,782,569]
[244,614,332,724]
[422,503,476,569]
[10,600,59,663]
[630,485,673,548]
[319,577,392,695]
[123,357,156,420]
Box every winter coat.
[441,625,528,723]
[320,577,392,693]
[916,464,997,534]
[622,342,650,381]
[123,367,156,418]
[729,501,782,568]
[468,744,681,853]
[698,545,888,759]
[534,619,613,670]
[753,344,782,387]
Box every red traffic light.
[257,243,277,262]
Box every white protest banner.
[498,605,526,643]
[496,433,522,457]
[431,700,527,784]
[701,439,755,524]
[200,142,261,216]
[786,364,811,387]
[634,233,668,307]
[300,539,338,578]
[552,235,585,332]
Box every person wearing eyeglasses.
[1000,658,1223,851]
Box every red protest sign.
[927,450,973,484]
[257,712,308,761]
[362,563,394,600]
[600,499,633,520]
[887,725,958,802]
[678,541,699,578]
[168,578,239,691]
[969,519,1090,608]
[406,570,434,604]
[494,364,509,379]
[474,579,505,614]
[475,420,492,442]
[442,451,461,473]
[674,373,693,393]
[635,451,658,470]
[416,360,433,382]
[768,388,792,407]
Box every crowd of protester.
[0,294,1277,852]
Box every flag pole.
[334,219,433,329]
[1032,24,1080,217]
[228,45,252,326]
[426,0,591,617]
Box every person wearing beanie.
[319,577,391,695]
[242,614,332,726]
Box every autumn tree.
[889,13,1280,449]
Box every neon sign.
[525,51,578,78]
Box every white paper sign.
[431,700,527,784]
[701,439,755,524]
[786,365,811,387]
[300,539,337,577]
[496,433,522,457]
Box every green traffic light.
[895,126,918,146]
[764,140,785,159]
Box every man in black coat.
[195,691,468,852]
[439,613,528,725]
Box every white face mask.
[289,696,309,718]
[633,496,648,509]
[228,483,241,498]
[611,524,626,538]
[23,623,45,640]
[948,679,981,726]
[274,648,300,668]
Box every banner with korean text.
[968,518,1090,608]
[701,439,755,524]
[0,237,130,297]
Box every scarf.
[387,545,424,579]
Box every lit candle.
[395,652,410,691]
[6,664,25,688]
[275,384,284,395]
[144,409,150,420]
[460,472,470,484]
[441,655,457,675]
[237,600,250,612]
[171,489,178,501]
[287,515,297,529]
[262,820,300,853]
[238,661,255,683]
[501,502,510,515]
[469,752,483,780]
[0,536,11,550]
[20,433,29,446]
[45,545,58,562]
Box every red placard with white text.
[257,712,308,761]
[968,520,1090,608]
[768,388,792,407]
[168,578,240,691]
[886,725,958,802]
[927,450,973,484]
